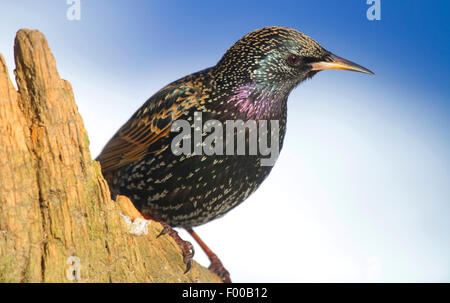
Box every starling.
[96,26,373,282]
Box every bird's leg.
[186,228,232,283]
[142,214,194,274]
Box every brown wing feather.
[96,82,203,174]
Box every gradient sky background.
[1,0,449,282]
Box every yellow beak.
[310,53,374,75]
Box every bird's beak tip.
[310,53,374,75]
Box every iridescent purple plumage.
[227,83,289,120]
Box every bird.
[96,26,373,283]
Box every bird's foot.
[157,223,195,273]
[186,228,232,283]
[208,255,232,283]
[142,214,194,274]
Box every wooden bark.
[0,29,221,283]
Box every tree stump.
[0,29,221,283]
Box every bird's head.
[215,26,373,92]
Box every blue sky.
[1,1,449,282]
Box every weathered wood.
[0,29,221,283]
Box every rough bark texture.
[0,29,221,283]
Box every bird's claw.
[185,228,232,283]
[157,225,170,238]
[183,242,194,274]
[156,222,195,274]
[209,255,232,283]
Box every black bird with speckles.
[96,26,373,282]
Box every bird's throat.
[226,83,289,121]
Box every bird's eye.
[287,54,300,66]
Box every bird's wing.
[96,82,204,174]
